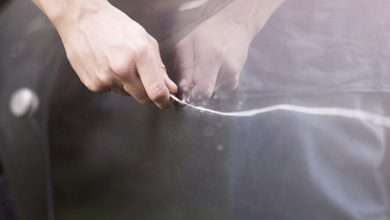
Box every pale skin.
[175,0,286,102]
[32,0,285,107]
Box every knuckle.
[149,83,167,102]
[85,81,105,93]
[203,83,214,95]
[97,74,115,87]
[224,62,241,76]
[110,57,135,79]
[134,25,148,35]
[150,38,159,48]
[193,84,213,99]
[134,40,151,59]
[159,62,166,70]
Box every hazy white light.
[179,0,209,11]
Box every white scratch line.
[170,95,390,128]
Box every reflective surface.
[1,0,390,220]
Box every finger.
[165,74,178,94]
[123,77,151,104]
[108,55,151,104]
[150,40,178,95]
[152,38,178,94]
[215,76,240,92]
[107,75,129,96]
[190,50,223,102]
[110,75,150,103]
[122,74,151,104]
[215,63,240,92]
[66,48,109,93]
[174,41,195,100]
[136,43,172,109]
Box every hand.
[174,0,285,103]
[35,0,177,108]
[175,14,251,102]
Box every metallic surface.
[1,0,390,220]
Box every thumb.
[165,74,178,94]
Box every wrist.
[219,0,286,36]
[32,0,109,29]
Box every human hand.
[35,0,177,108]
[174,0,285,103]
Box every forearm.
[220,0,286,35]
[31,0,108,27]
